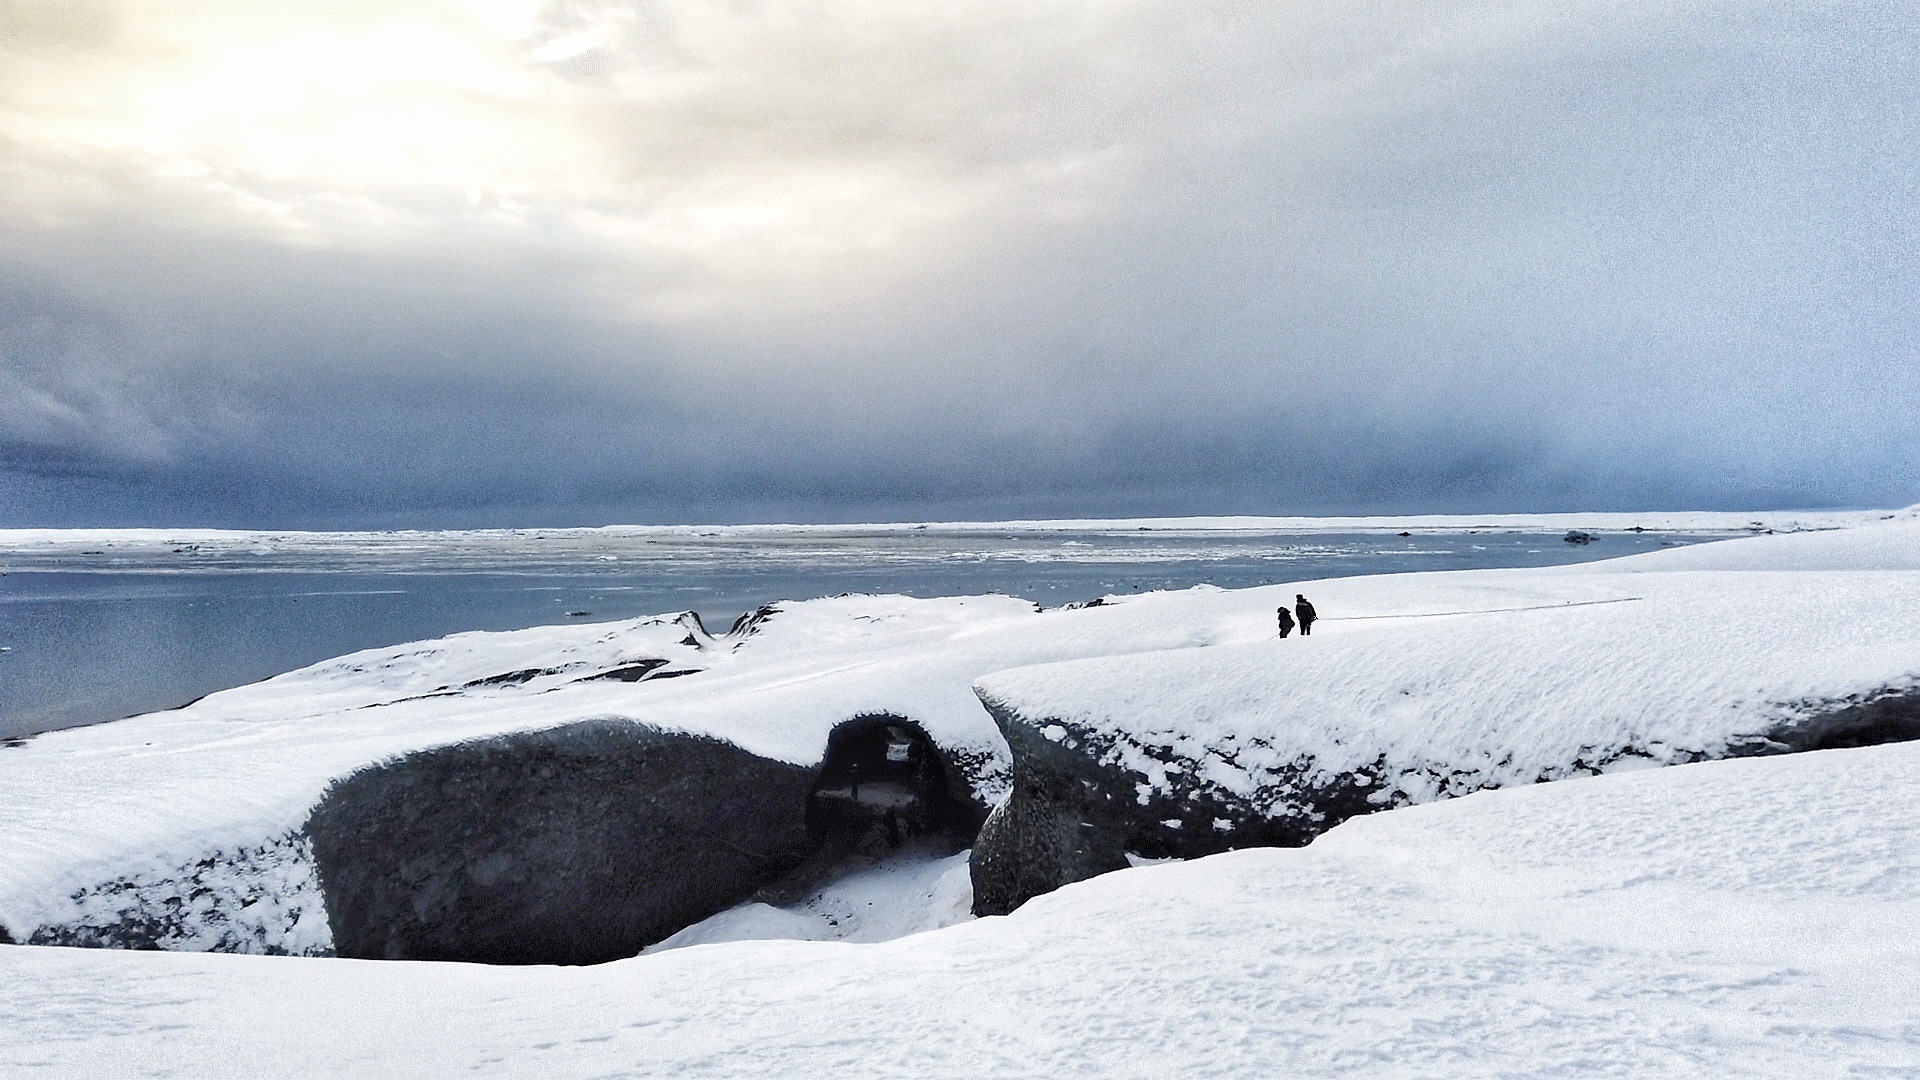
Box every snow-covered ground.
[646,846,975,953]
[2,509,1918,1073]
[3,511,1917,951]
[977,530,1920,816]
[4,738,1915,1077]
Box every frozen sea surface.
[0,514,1852,738]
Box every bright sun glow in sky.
[4,1,1001,283]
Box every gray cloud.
[1,0,1915,526]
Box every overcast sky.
[1,1,1914,527]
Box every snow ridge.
[977,569,1920,813]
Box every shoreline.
[0,508,1899,548]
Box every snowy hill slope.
[4,516,1917,955]
[0,590,1253,951]
[970,517,1920,911]
[978,572,1920,806]
[3,738,1915,1078]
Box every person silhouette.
[1276,605,1295,638]
[1295,594,1317,636]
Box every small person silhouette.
[1295,594,1317,636]
[1276,605,1295,638]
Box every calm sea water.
[0,525,1719,739]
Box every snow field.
[3,739,1915,1077]
[5,516,1919,947]
[977,569,1920,807]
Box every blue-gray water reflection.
[1,527,1714,738]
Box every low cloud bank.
[2,2,1915,525]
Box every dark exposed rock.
[1563,530,1596,545]
[971,687,1920,916]
[306,719,818,965]
[969,700,1132,917]
[0,922,12,945]
[1727,687,1920,755]
[581,658,671,682]
[756,716,989,904]
[729,603,781,638]
[357,690,462,709]
[968,696,1381,916]
[677,611,714,648]
[461,667,560,689]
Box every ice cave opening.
[806,715,977,851]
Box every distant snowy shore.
[0,506,1893,550]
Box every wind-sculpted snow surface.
[4,739,1918,1077]
[972,518,1920,912]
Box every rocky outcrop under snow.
[972,685,1920,915]
[970,521,1920,913]
[0,588,1270,961]
[9,731,1920,1077]
[6,512,1917,959]
[307,720,818,964]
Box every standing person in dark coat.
[1276,605,1295,638]
[1295,594,1317,636]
